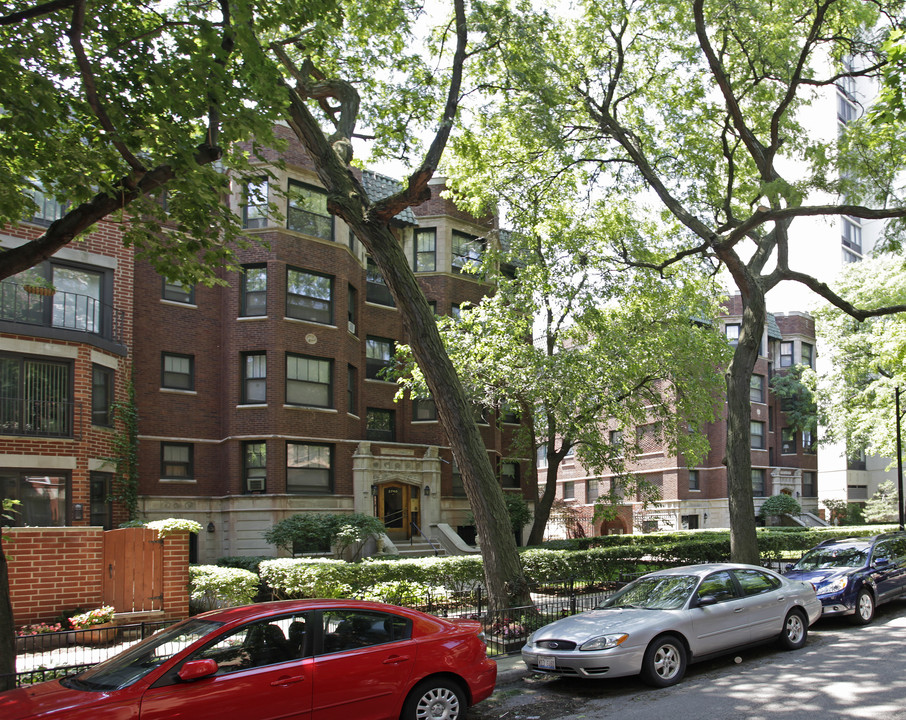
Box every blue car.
[784,532,906,625]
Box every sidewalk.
[494,653,528,686]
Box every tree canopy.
[446,0,906,563]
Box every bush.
[189,565,259,612]
[760,494,802,518]
[264,513,385,556]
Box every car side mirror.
[178,659,218,682]
[784,563,795,572]
[695,594,718,608]
[874,557,890,568]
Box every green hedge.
[204,525,900,610]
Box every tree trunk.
[528,435,564,546]
[725,293,766,565]
[281,86,532,612]
[0,532,15,692]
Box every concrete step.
[395,540,446,558]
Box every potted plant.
[15,621,67,653]
[69,605,117,646]
[17,269,56,296]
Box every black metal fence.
[8,620,172,688]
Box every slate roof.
[360,170,417,226]
[766,313,783,340]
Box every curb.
[494,654,529,686]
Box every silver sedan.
[521,563,821,687]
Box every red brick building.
[130,128,529,561]
[545,295,820,537]
[1,199,133,531]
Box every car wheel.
[402,677,466,720]
[640,634,687,688]
[850,589,875,625]
[778,609,808,650]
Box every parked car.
[784,532,906,625]
[521,563,820,687]
[0,599,496,720]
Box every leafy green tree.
[817,256,906,461]
[449,0,906,564]
[863,480,899,524]
[759,494,803,519]
[0,0,532,651]
[770,365,818,442]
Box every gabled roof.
[360,170,417,226]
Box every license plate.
[538,656,556,670]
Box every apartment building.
[0,193,134,530]
[545,296,819,537]
[131,126,528,561]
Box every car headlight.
[579,634,629,651]
[816,577,848,595]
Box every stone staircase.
[394,538,446,558]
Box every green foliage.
[264,513,384,556]
[770,366,818,437]
[816,257,906,461]
[189,565,259,612]
[354,580,450,607]
[863,481,899,524]
[760,494,803,518]
[503,493,533,537]
[145,518,203,537]
[108,372,139,520]
[216,556,271,574]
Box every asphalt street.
[475,599,906,720]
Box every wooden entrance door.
[379,483,410,540]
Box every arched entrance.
[377,482,420,540]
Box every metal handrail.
[409,520,441,555]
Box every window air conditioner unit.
[247,478,266,492]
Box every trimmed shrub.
[190,565,259,612]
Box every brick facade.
[4,527,188,626]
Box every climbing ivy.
[109,371,140,520]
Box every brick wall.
[4,527,189,627]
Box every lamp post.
[897,387,904,531]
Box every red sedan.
[0,599,496,720]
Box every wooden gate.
[102,527,163,613]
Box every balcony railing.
[0,396,79,438]
[0,282,125,344]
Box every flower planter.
[23,285,55,296]
[75,622,118,647]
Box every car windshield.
[65,618,223,691]
[596,575,699,610]
[794,546,870,570]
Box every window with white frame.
[286,442,332,493]
[286,354,332,407]
[286,268,332,324]
[841,217,862,254]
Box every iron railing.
[0,396,80,438]
[0,282,125,345]
[8,620,173,688]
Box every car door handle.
[382,655,411,665]
[734,608,744,613]
[271,675,305,687]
